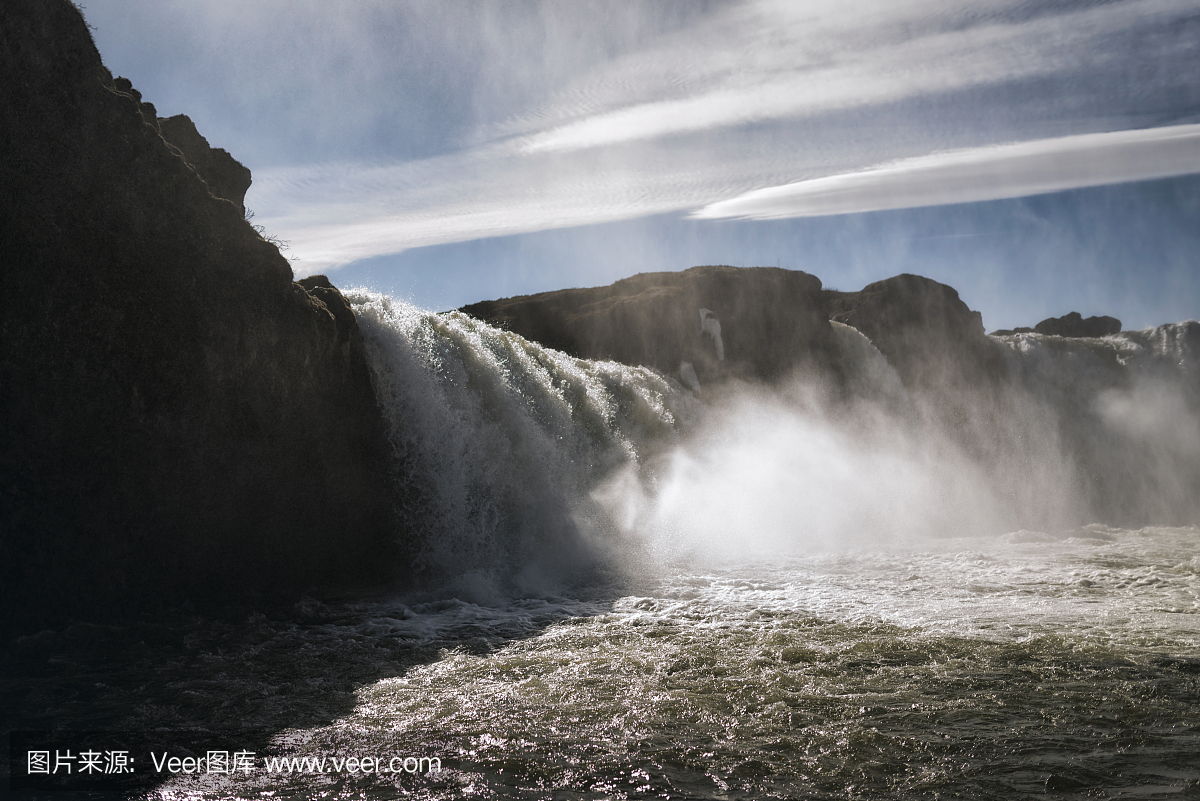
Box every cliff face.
[462,266,841,388]
[992,311,1123,338]
[0,0,400,632]
[157,112,253,216]
[462,267,1007,395]
[823,274,1007,391]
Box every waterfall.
[992,321,1200,524]
[347,290,697,596]
[348,289,1199,587]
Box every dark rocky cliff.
[992,311,1123,338]
[461,269,1016,490]
[462,266,840,388]
[824,273,1007,391]
[157,112,253,216]
[462,267,1007,394]
[1,0,401,633]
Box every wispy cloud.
[239,0,1200,274]
[693,125,1200,220]
[255,145,787,274]
[514,0,1195,153]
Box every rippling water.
[11,525,1190,799]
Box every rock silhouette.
[1,0,401,633]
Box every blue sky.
[83,0,1200,330]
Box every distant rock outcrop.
[1,0,401,632]
[823,273,1006,390]
[1034,312,1122,338]
[461,266,840,388]
[992,312,1122,338]
[462,269,1008,395]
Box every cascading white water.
[349,291,1199,585]
[993,321,1200,524]
[347,290,697,597]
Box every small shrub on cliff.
[244,207,290,253]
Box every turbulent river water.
[5,295,1199,799]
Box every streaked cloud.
[257,145,786,274]
[515,0,1196,153]
[693,125,1200,220]
[233,0,1200,275]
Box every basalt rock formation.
[462,268,1008,394]
[823,273,1008,390]
[158,113,253,216]
[1,0,400,633]
[462,266,841,388]
[992,311,1122,338]
[1034,311,1122,338]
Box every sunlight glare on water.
[152,526,1200,800]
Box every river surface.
[8,525,1197,799]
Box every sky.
[82,0,1200,330]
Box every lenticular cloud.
[693,124,1200,220]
